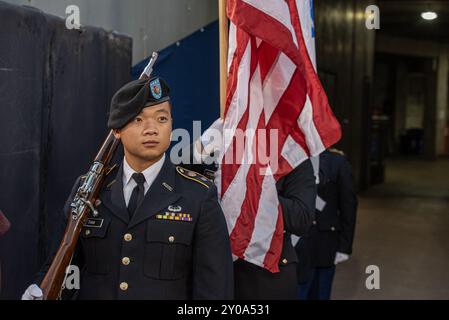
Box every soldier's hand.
[334,252,350,265]
[21,284,43,300]
[201,118,224,155]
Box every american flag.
[216,0,341,273]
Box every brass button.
[168,236,175,243]
[119,282,128,291]
[312,220,317,225]
[330,226,336,231]
[124,233,132,242]
[122,257,130,266]
[85,229,91,236]
[282,258,288,265]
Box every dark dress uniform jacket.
[36,157,234,300]
[296,150,357,283]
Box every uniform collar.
[100,155,181,227]
[127,156,180,229]
[122,153,166,187]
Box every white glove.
[21,284,43,300]
[201,118,223,154]
[193,118,224,163]
[334,252,350,265]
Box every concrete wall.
[3,0,218,64]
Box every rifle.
[40,52,158,300]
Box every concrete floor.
[332,157,449,300]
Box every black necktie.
[127,173,146,218]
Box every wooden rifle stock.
[40,131,119,299]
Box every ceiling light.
[421,11,438,20]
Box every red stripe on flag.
[229,113,267,258]
[265,69,307,177]
[263,204,284,272]
[221,36,259,197]
[274,155,294,181]
[228,0,302,73]
[257,42,279,83]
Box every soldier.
[296,148,358,300]
[22,77,234,300]
[233,159,316,299]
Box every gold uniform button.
[330,226,336,231]
[124,233,132,242]
[282,258,288,265]
[120,282,128,291]
[85,229,91,236]
[122,257,130,266]
[168,236,175,243]
[312,220,317,225]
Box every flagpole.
[219,0,228,119]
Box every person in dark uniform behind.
[189,119,317,300]
[296,148,357,300]
[233,159,317,299]
[22,77,234,300]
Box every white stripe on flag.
[223,33,252,157]
[297,0,316,69]
[262,53,296,122]
[227,22,237,73]
[298,95,326,156]
[244,168,279,265]
[222,65,264,233]
[281,134,309,168]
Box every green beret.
[108,77,170,129]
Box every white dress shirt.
[122,154,166,207]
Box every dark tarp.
[0,1,132,299]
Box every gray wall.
[3,0,218,64]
